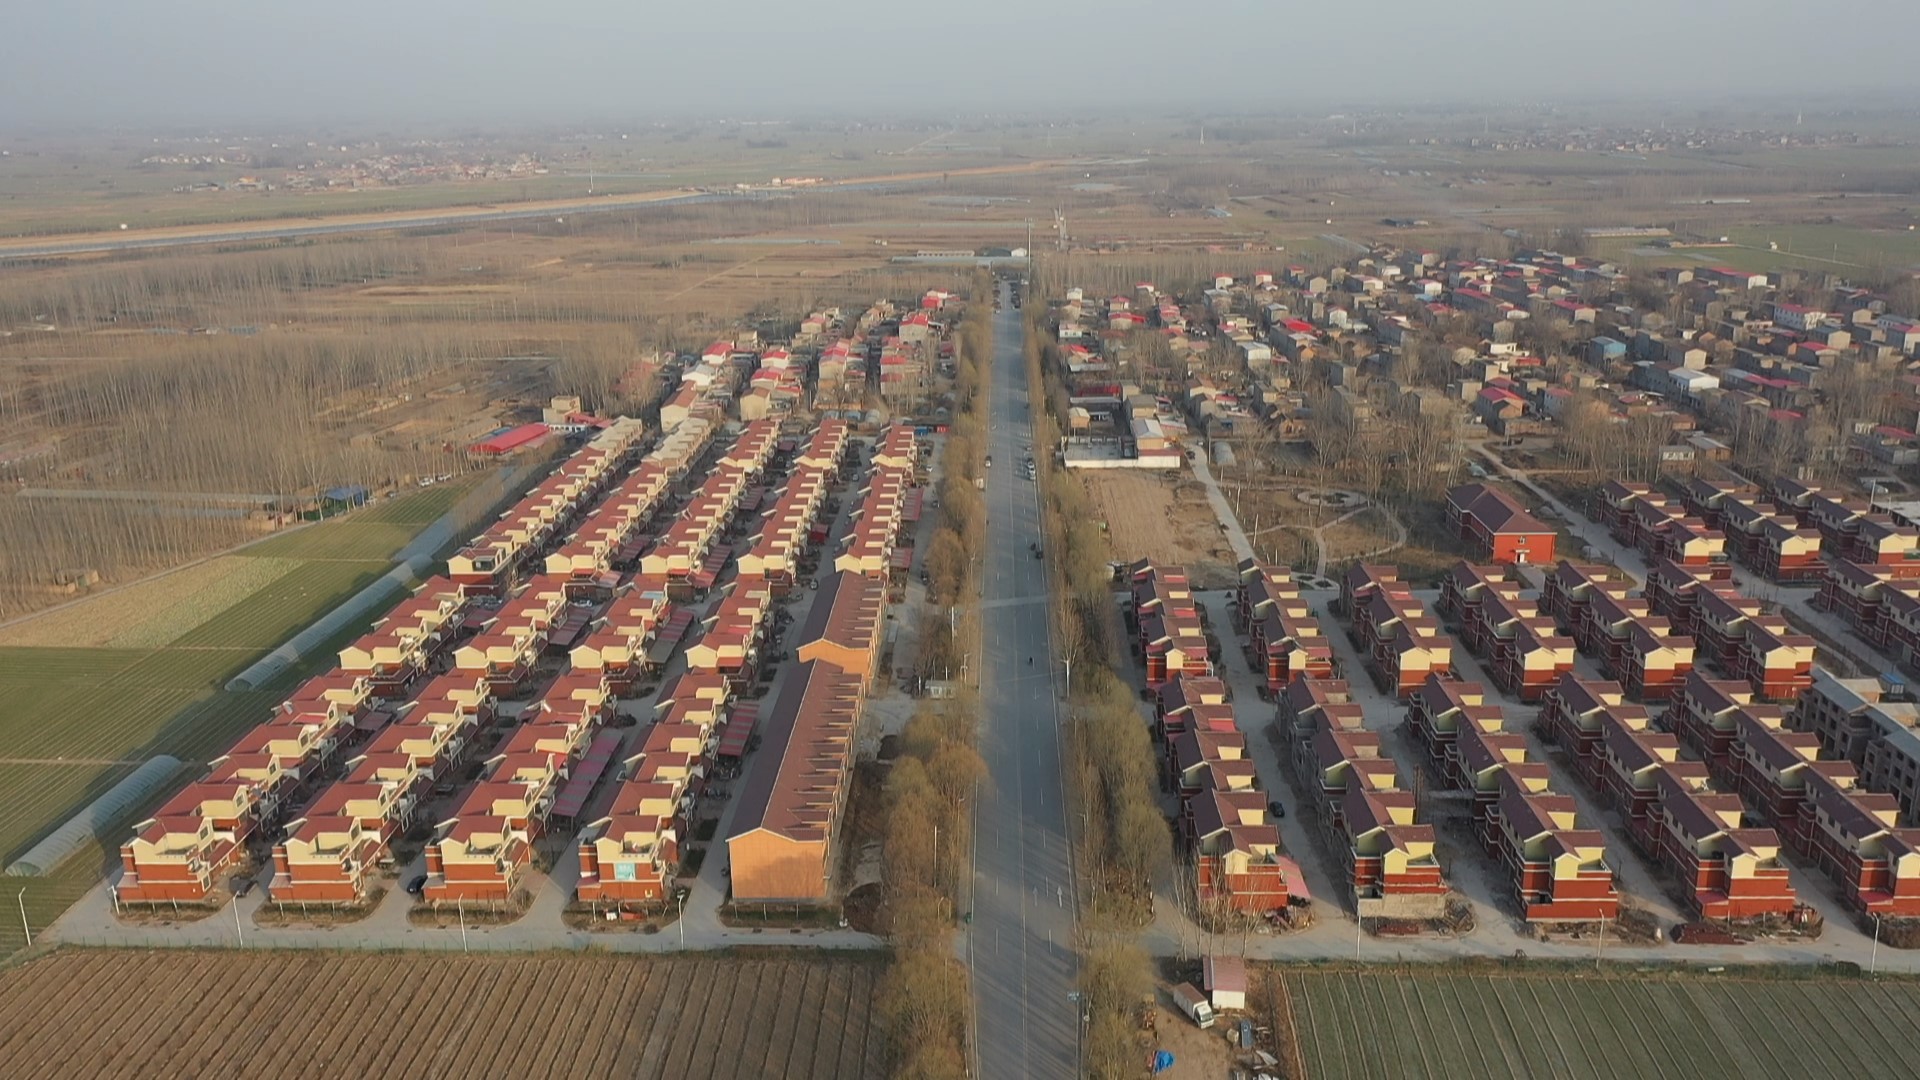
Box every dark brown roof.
[727,660,865,844]
[1449,483,1553,537]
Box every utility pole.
[16,888,30,948]
[233,895,245,947]
[1595,915,1605,970]
[459,898,469,954]
[678,890,687,951]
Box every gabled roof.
[1448,483,1553,537]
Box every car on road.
[1268,799,1286,819]
[406,874,428,897]
[984,455,992,467]
[230,876,256,898]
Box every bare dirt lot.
[0,948,891,1079]
[1080,471,1237,586]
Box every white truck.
[1170,982,1215,1029]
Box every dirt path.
[1312,504,1409,577]
[1187,451,1255,563]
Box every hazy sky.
[6,0,1917,130]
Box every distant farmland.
[0,950,892,1080]
[1283,967,1920,1080]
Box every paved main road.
[969,282,1079,1079]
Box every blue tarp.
[1151,1050,1175,1074]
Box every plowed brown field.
[0,949,890,1079]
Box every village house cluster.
[113,288,961,918]
[1042,252,1920,946]
[1124,562,1311,923]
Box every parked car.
[406,874,429,897]
[1268,799,1286,819]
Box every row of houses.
[1232,561,1334,696]
[420,663,620,903]
[418,423,769,904]
[1667,671,1920,917]
[734,421,853,588]
[1672,479,1826,581]
[1130,562,1214,687]
[573,669,731,908]
[1277,678,1449,918]
[1153,673,1309,920]
[1438,562,1577,702]
[723,426,921,905]
[637,418,782,596]
[1772,480,1920,571]
[1816,558,1920,669]
[447,418,655,597]
[1643,560,1816,701]
[831,425,923,579]
[1540,561,1696,701]
[1590,481,1737,578]
[1542,673,1802,921]
[1404,674,1621,921]
[575,423,864,910]
[118,423,653,905]
[1342,564,1456,699]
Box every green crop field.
[169,561,391,649]
[1285,968,1920,1080]
[0,479,482,958]
[356,474,488,526]
[239,521,423,562]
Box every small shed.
[1203,955,1247,1012]
[321,484,370,511]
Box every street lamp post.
[677,889,687,951]
[16,888,30,948]
[1871,912,1883,976]
[1067,991,1084,1068]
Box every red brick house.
[1354,586,1455,700]
[1795,770,1920,918]
[1188,787,1310,917]
[1480,770,1620,922]
[1446,483,1557,565]
[1668,672,1765,778]
[1647,769,1800,920]
[1404,674,1504,774]
[1540,674,1646,785]
[1592,480,1654,544]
